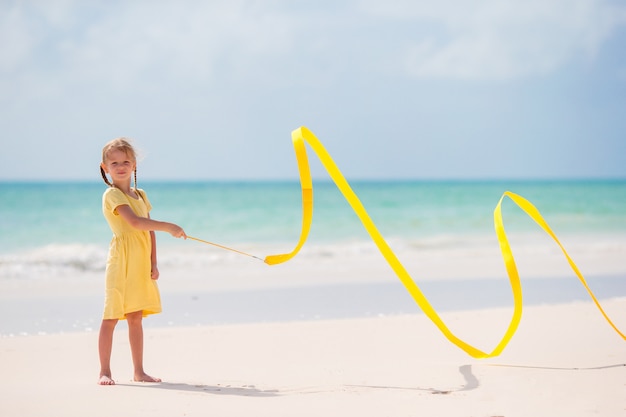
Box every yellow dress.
[101,187,161,320]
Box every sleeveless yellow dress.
[101,187,161,320]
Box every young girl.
[98,138,186,385]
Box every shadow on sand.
[117,363,623,397]
[345,364,479,395]
[116,381,280,397]
[118,364,481,397]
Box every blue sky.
[1,0,625,181]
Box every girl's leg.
[98,318,118,385]
[127,310,161,383]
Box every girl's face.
[101,149,136,185]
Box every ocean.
[1,179,625,336]
[2,179,626,251]
[1,179,626,278]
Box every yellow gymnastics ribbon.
[192,126,625,358]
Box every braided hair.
[100,165,113,187]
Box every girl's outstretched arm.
[115,204,187,239]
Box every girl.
[98,138,186,385]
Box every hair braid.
[100,166,113,187]
[134,167,138,192]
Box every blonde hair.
[100,137,139,190]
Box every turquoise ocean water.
[1,179,625,273]
[1,179,625,335]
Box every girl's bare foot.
[134,372,161,383]
[98,375,115,385]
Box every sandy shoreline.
[1,297,624,417]
[1,272,624,337]
[2,235,626,337]
[1,237,625,416]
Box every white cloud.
[0,0,301,99]
[3,0,624,95]
[0,5,38,73]
[359,0,626,80]
[55,2,293,87]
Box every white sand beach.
[1,298,624,417]
[0,241,625,417]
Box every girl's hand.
[151,264,160,280]
[169,224,187,239]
